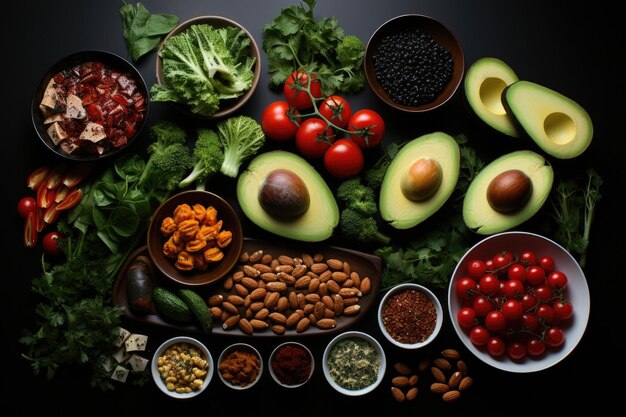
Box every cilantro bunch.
[263,0,366,95]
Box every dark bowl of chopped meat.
[31,50,149,161]
[364,14,464,112]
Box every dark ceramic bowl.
[364,14,465,112]
[155,15,261,119]
[147,190,243,287]
[32,50,149,161]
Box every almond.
[332,271,348,283]
[339,287,361,298]
[260,272,278,282]
[394,362,412,376]
[226,295,245,306]
[442,390,461,402]
[238,318,253,335]
[448,371,462,389]
[210,306,222,318]
[326,258,343,270]
[243,265,260,278]
[208,294,224,307]
[222,315,240,330]
[459,376,473,391]
[392,376,410,388]
[431,367,446,383]
[270,259,280,270]
[296,292,306,309]
[266,281,287,292]
[288,291,298,310]
[243,294,252,308]
[342,297,359,306]
[308,277,321,292]
[314,301,325,320]
[343,304,360,316]
[238,251,250,263]
[304,293,321,304]
[296,317,310,333]
[433,357,452,371]
[322,295,335,310]
[250,319,269,330]
[293,257,303,266]
[272,325,286,335]
[234,283,248,297]
[221,310,230,322]
[277,272,296,286]
[223,276,234,291]
[391,387,405,403]
[301,253,314,267]
[333,294,344,316]
[286,311,303,328]
[232,271,244,282]
[276,296,289,312]
[319,270,332,282]
[406,387,418,401]
[292,264,307,278]
[313,253,324,262]
[303,303,314,315]
[253,263,272,273]
[306,271,319,280]
[324,308,335,318]
[250,301,265,313]
[418,358,430,372]
[264,291,280,309]
[295,276,311,289]
[278,255,294,266]
[311,263,328,274]
[250,287,267,300]
[245,309,253,320]
[441,349,461,360]
[275,264,294,274]
[342,261,351,275]
[456,360,468,374]
[316,318,336,329]
[248,249,263,263]
[221,301,239,315]
[240,277,258,290]
[360,277,371,295]
[268,312,287,326]
[318,282,328,296]
[409,374,418,386]
[261,253,273,265]
[326,280,341,294]
[350,271,361,288]
[430,382,450,394]
[254,308,270,320]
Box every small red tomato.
[457,307,476,328]
[478,274,500,296]
[536,304,555,323]
[295,118,334,159]
[456,277,477,300]
[487,336,506,357]
[526,265,546,286]
[545,326,565,348]
[472,296,493,317]
[42,231,63,256]
[522,312,539,332]
[469,325,491,346]
[485,310,507,332]
[492,250,514,269]
[547,271,568,290]
[519,250,538,266]
[261,101,300,141]
[284,70,322,109]
[323,139,364,179]
[319,96,352,129]
[539,255,555,273]
[521,293,538,311]
[18,197,37,218]
[534,285,553,302]
[503,279,525,299]
[526,337,546,357]
[502,299,523,321]
[348,109,385,148]
[507,341,527,360]
[507,264,527,283]
[553,300,574,320]
[467,259,487,280]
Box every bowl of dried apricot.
[147,190,243,287]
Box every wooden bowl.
[155,15,261,119]
[147,190,243,287]
[364,14,464,112]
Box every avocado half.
[463,150,553,235]
[237,150,339,242]
[465,57,520,137]
[504,80,593,159]
[380,132,460,229]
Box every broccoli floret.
[336,178,377,216]
[217,115,265,178]
[179,129,224,190]
[340,208,390,244]
[336,35,365,68]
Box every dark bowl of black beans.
[365,14,464,112]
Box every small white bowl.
[269,342,314,388]
[378,283,443,349]
[151,336,214,399]
[322,331,386,396]
[217,343,263,390]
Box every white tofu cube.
[110,365,129,383]
[112,346,131,364]
[113,327,131,347]
[127,354,149,372]
[124,334,148,352]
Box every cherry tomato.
[478,274,500,296]
[503,279,525,299]
[17,197,37,218]
[547,271,568,290]
[457,307,476,328]
[348,109,385,148]
[519,250,538,266]
[521,293,538,311]
[539,255,555,273]
[502,299,523,321]
[323,139,364,179]
[42,231,63,256]
[472,296,493,317]
[545,326,565,348]
[284,70,321,109]
[485,310,507,332]
[507,264,527,283]
[260,101,300,141]
[553,300,574,320]
[492,250,514,270]
[469,325,491,346]
[487,336,506,357]
[507,341,527,360]
[522,313,539,332]
[456,277,477,300]
[467,259,487,280]
[526,265,546,286]
[526,337,546,357]
[536,304,555,323]
[295,118,334,159]
[534,285,553,302]
[319,95,352,129]
[485,259,494,270]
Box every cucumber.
[153,287,193,323]
[178,289,213,333]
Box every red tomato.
[507,341,527,360]
[534,285,553,302]
[18,197,37,218]
[545,326,565,348]
[284,70,322,109]
[507,264,527,283]
[456,277,477,300]
[521,293,538,311]
[553,300,574,320]
[502,299,523,321]
[478,274,500,296]
[519,250,538,266]
[323,139,364,179]
[469,325,491,346]
[487,337,506,357]
[526,337,546,357]
[492,250,514,269]
[526,265,546,286]
[536,304,555,323]
[522,313,539,332]
[457,307,476,328]
[503,279,525,299]
[539,255,555,273]
[295,118,334,159]
[261,101,300,141]
[319,96,352,128]
[348,109,385,148]
[42,231,63,256]
[485,310,507,332]
[472,296,493,317]
[547,271,568,290]
[467,259,487,280]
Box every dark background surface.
[3,0,623,415]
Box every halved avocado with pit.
[504,80,593,159]
[465,57,520,137]
[380,132,460,229]
[463,150,553,235]
[237,151,339,242]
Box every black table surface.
[3,0,623,414]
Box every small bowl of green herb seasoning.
[322,331,386,396]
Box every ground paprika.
[271,343,312,385]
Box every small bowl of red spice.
[378,283,443,349]
[269,342,314,388]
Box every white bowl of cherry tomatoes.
[447,231,590,373]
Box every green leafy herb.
[120,2,179,62]
[263,0,366,95]
[547,168,602,268]
[217,115,265,178]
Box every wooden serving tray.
[112,238,381,336]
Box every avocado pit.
[401,158,443,201]
[486,169,533,213]
[258,169,310,218]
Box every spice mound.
[327,337,380,390]
[271,343,312,386]
[382,289,437,344]
[219,347,261,387]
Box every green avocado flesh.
[463,150,553,235]
[465,57,520,137]
[237,151,339,242]
[504,80,593,159]
[380,132,460,229]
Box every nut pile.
[208,249,372,335]
[390,348,474,403]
